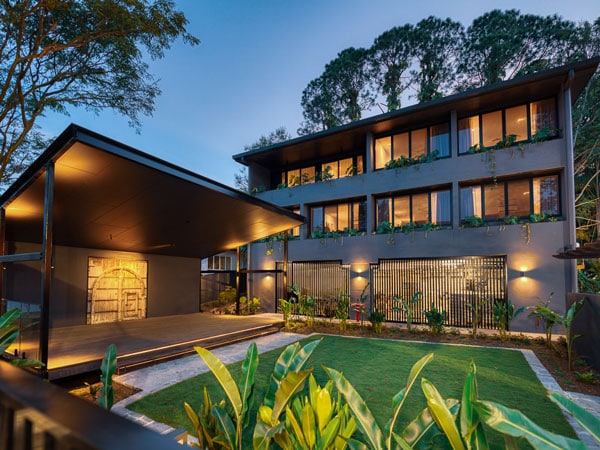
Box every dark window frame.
[374,121,451,170]
[310,198,367,234]
[375,187,453,229]
[460,173,562,222]
[280,154,364,187]
[458,97,558,155]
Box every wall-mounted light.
[520,270,526,278]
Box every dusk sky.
[39,1,600,187]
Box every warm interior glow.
[5,198,42,219]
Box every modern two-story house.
[234,58,599,332]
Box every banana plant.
[254,339,323,449]
[473,400,586,449]
[325,352,435,449]
[263,339,322,409]
[257,374,357,450]
[184,386,226,450]
[548,391,600,444]
[98,343,118,410]
[190,342,259,449]
[562,299,585,370]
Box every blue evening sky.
[38,1,600,187]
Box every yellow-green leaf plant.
[325,352,435,449]
[184,386,226,450]
[189,342,259,449]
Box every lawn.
[128,335,576,448]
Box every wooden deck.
[47,313,284,380]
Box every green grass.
[128,335,576,448]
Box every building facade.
[234,59,599,332]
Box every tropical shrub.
[424,302,445,335]
[392,291,422,331]
[98,344,118,410]
[335,290,350,332]
[493,299,525,340]
[466,298,488,338]
[369,309,386,334]
[528,293,559,347]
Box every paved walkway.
[112,332,600,447]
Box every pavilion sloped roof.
[0,124,305,258]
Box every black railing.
[370,256,507,329]
[0,360,182,450]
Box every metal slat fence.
[370,256,507,329]
[276,261,351,318]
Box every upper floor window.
[281,155,363,187]
[207,255,233,270]
[310,199,366,234]
[289,207,301,237]
[376,188,451,229]
[374,122,450,169]
[458,98,557,154]
[460,174,560,222]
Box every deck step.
[116,323,282,373]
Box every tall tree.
[457,10,578,89]
[298,47,373,135]
[368,24,414,111]
[0,0,199,186]
[235,126,292,192]
[410,17,463,102]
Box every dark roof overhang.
[233,57,600,170]
[1,124,305,258]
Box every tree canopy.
[0,0,199,186]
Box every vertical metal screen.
[370,256,507,328]
[276,260,351,317]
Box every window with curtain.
[312,200,367,234]
[482,111,503,148]
[530,98,557,137]
[461,173,560,223]
[507,179,530,216]
[458,116,480,154]
[505,105,528,142]
[460,186,482,219]
[377,188,452,229]
[430,123,450,157]
[375,137,392,169]
[533,175,559,215]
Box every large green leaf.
[0,328,18,355]
[212,404,236,450]
[385,352,434,447]
[401,400,459,449]
[238,342,258,426]
[272,369,313,422]
[460,360,489,450]
[264,339,321,409]
[421,378,465,450]
[301,401,317,448]
[549,392,600,443]
[0,308,20,329]
[286,404,308,448]
[325,366,385,450]
[320,415,342,449]
[195,346,242,418]
[98,344,117,410]
[474,400,587,450]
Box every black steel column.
[0,208,5,315]
[235,247,241,315]
[40,162,55,378]
[283,233,288,296]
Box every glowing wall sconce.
[519,267,527,279]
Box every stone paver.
[112,332,600,446]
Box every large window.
[458,98,557,154]
[376,188,451,228]
[207,255,233,270]
[310,199,366,234]
[375,122,450,169]
[460,174,560,221]
[281,155,363,187]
